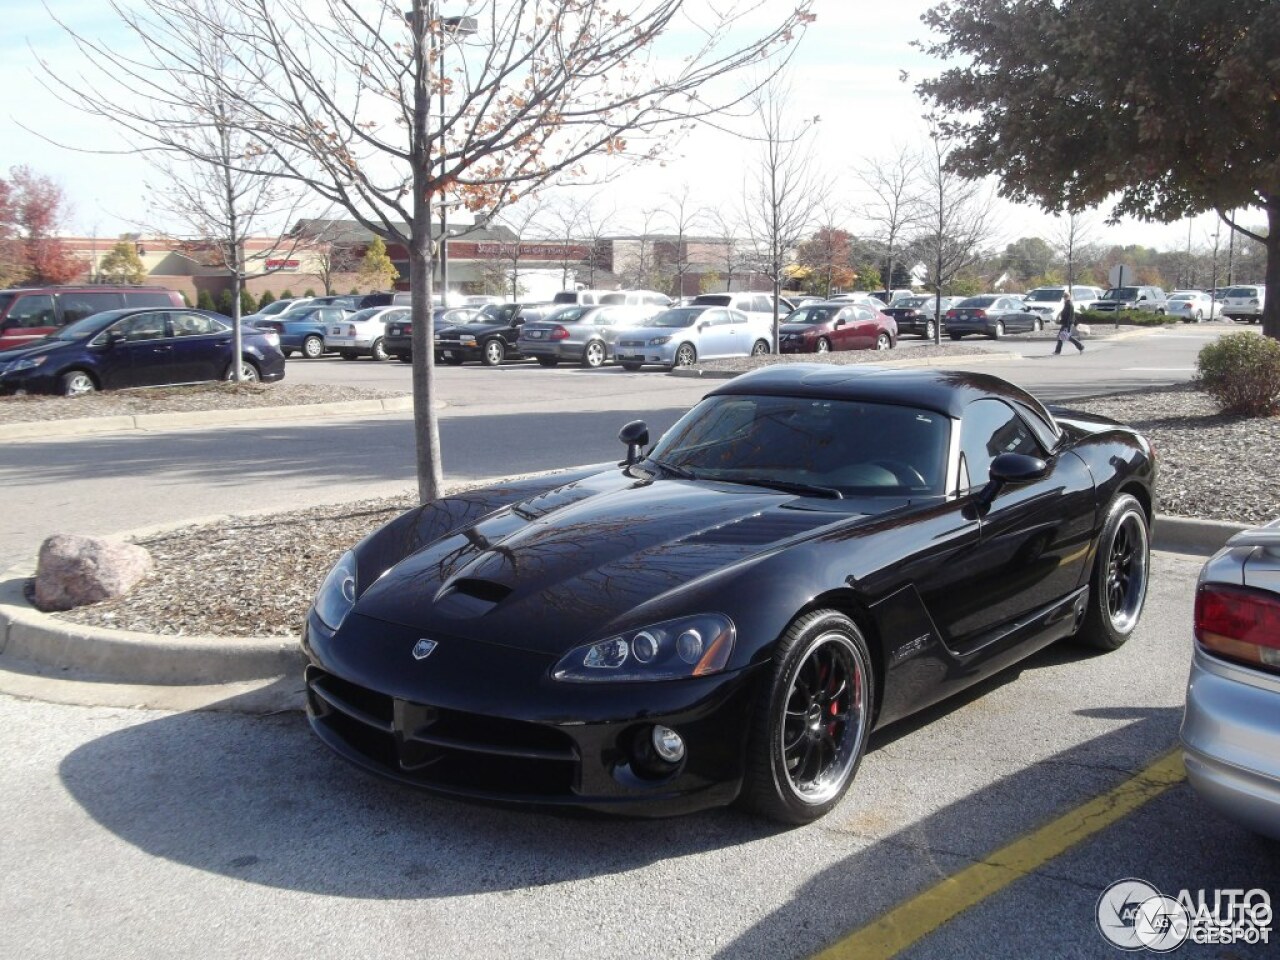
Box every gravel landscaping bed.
[0,382,407,424]
[42,384,1279,638]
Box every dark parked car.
[518,304,661,368]
[256,305,353,358]
[0,285,185,352]
[883,296,963,339]
[0,307,285,396]
[384,307,479,363]
[434,302,552,366]
[778,302,896,353]
[302,365,1155,822]
[946,295,1044,339]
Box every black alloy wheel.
[582,340,606,368]
[742,610,874,824]
[302,335,324,359]
[482,338,506,366]
[1076,493,1150,650]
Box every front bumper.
[0,367,62,395]
[435,340,482,361]
[1180,647,1280,840]
[520,340,586,360]
[779,338,817,353]
[302,613,759,816]
[614,342,676,367]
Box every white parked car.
[614,305,772,370]
[1219,285,1266,323]
[326,305,410,361]
[1023,285,1105,321]
[243,297,312,326]
[1166,290,1219,322]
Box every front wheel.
[481,338,506,366]
[582,340,606,368]
[370,338,388,362]
[751,339,770,357]
[302,335,324,359]
[1075,493,1150,650]
[60,370,97,397]
[672,343,697,368]
[741,610,875,824]
[816,337,831,354]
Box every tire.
[1075,493,1150,650]
[621,362,642,371]
[672,343,697,368]
[816,337,831,354]
[922,320,935,340]
[481,338,505,366]
[1194,310,1203,322]
[875,333,892,351]
[990,321,1005,340]
[60,369,97,397]
[751,339,770,357]
[223,359,260,383]
[340,351,358,361]
[536,357,560,368]
[370,338,388,362]
[740,610,875,824]
[1033,317,1044,332]
[582,340,606,368]
[949,331,963,341]
[302,335,324,359]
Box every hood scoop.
[681,509,839,546]
[432,577,513,618]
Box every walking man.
[1054,289,1084,354]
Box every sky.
[0,0,1243,256]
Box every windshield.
[648,307,703,328]
[647,394,950,497]
[348,307,384,322]
[479,304,519,324]
[783,306,838,325]
[54,310,131,340]
[1103,287,1139,300]
[1223,287,1257,298]
[1026,289,1064,302]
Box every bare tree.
[44,0,812,500]
[312,240,364,296]
[703,207,748,292]
[915,126,996,343]
[855,144,926,296]
[492,197,548,300]
[616,206,667,289]
[656,183,706,299]
[741,81,820,351]
[1049,209,1097,288]
[544,194,585,290]
[575,192,618,289]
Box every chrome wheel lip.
[778,630,869,805]
[1105,511,1149,633]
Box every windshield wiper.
[720,477,844,499]
[641,457,698,480]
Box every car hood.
[437,322,508,339]
[353,471,860,655]
[0,338,70,361]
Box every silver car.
[518,304,661,368]
[1181,519,1280,840]
[613,305,772,370]
[326,305,409,361]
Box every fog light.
[651,725,685,763]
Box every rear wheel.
[60,370,97,397]
[1033,317,1044,332]
[741,610,875,824]
[990,321,1005,340]
[874,332,891,350]
[922,320,936,340]
[370,338,388,362]
[1075,493,1150,650]
[482,338,506,366]
[582,340,606,368]
[751,339,770,357]
[302,335,324,359]
[224,359,261,382]
[536,356,560,368]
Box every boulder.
[33,535,154,612]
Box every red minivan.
[0,286,186,352]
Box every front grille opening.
[310,668,394,727]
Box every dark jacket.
[1059,298,1076,328]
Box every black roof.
[708,365,1057,424]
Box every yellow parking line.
[813,747,1186,960]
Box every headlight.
[647,336,671,346]
[10,356,48,372]
[314,550,358,631]
[553,614,735,682]
[459,335,477,344]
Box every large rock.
[33,535,154,612]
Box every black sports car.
[302,366,1156,823]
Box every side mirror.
[976,452,1048,512]
[835,318,847,328]
[697,322,709,331]
[618,420,649,466]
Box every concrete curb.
[0,395,415,442]
[670,350,1023,380]
[1152,516,1246,557]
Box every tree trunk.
[1263,195,1279,342]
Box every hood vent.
[683,511,833,546]
[432,578,513,618]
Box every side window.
[852,306,874,322]
[594,309,614,326]
[709,309,732,326]
[59,292,123,323]
[170,312,225,337]
[5,295,57,328]
[752,295,773,314]
[115,312,169,342]
[959,399,1044,491]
